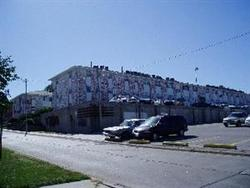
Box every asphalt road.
[3,130,250,188]
[152,123,250,151]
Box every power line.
[134,30,250,71]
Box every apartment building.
[12,90,52,117]
[49,65,250,109]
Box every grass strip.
[203,143,237,150]
[0,148,89,188]
[128,139,151,144]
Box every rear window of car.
[229,113,245,118]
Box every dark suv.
[132,115,188,140]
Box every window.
[108,79,113,90]
[86,86,91,92]
[134,82,139,93]
[125,81,129,92]
[144,84,150,96]
[86,77,91,86]
[156,86,162,97]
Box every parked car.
[109,95,128,103]
[132,115,188,140]
[127,96,140,103]
[139,98,154,104]
[103,119,145,140]
[163,100,175,106]
[223,112,248,127]
[245,115,250,126]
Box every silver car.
[245,115,250,126]
[223,112,247,127]
[103,119,145,140]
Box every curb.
[4,129,250,157]
[203,143,237,150]
[162,141,189,147]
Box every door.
[168,116,177,134]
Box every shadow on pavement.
[151,135,198,142]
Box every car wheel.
[236,122,241,127]
[178,129,185,137]
[224,123,228,127]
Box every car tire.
[236,122,241,127]
[178,129,185,137]
[224,123,228,127]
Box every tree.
[0,51,18,159]
[44,84,53,92]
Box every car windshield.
[139,116,161,127]
[119,120,134,127]
[229,113,245,118]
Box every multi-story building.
[50,65,250,109]
[12,91,52,117]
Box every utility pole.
[195,67,199,84]
[24,78,28,136]
[97,68,102,130]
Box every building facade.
[50,66,250,109]
[12,91,52,117]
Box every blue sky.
[0,0,250,98]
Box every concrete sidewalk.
[41,180,113,188]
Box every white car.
[245,115,250,126]
[223,112,247,127]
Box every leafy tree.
[0,51,18,159]
[44,84,53,92]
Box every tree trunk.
[0,112,3,160]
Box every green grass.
[0,148,89,188]
[162,141,189,147]
[128,139,151,144]
[203,143,237,150]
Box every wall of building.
[12,91,52,117]
[50,66,250,110]
[41,103,236,134]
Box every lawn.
[0,148,89,188]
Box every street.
[3,124,250,188]
[154,123,250,151]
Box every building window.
[86,86,91,93]
[156,86,162,97]
[86,76,91,86]
[108,79,113,90]
[125,81,129,92]
[143,84,150,97]
[86,92,92,101]
[134,82,139,93]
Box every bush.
[6,108,53,131]
[23,118,35,126]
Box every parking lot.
[148,123,250,151]
[6,122,250,152]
